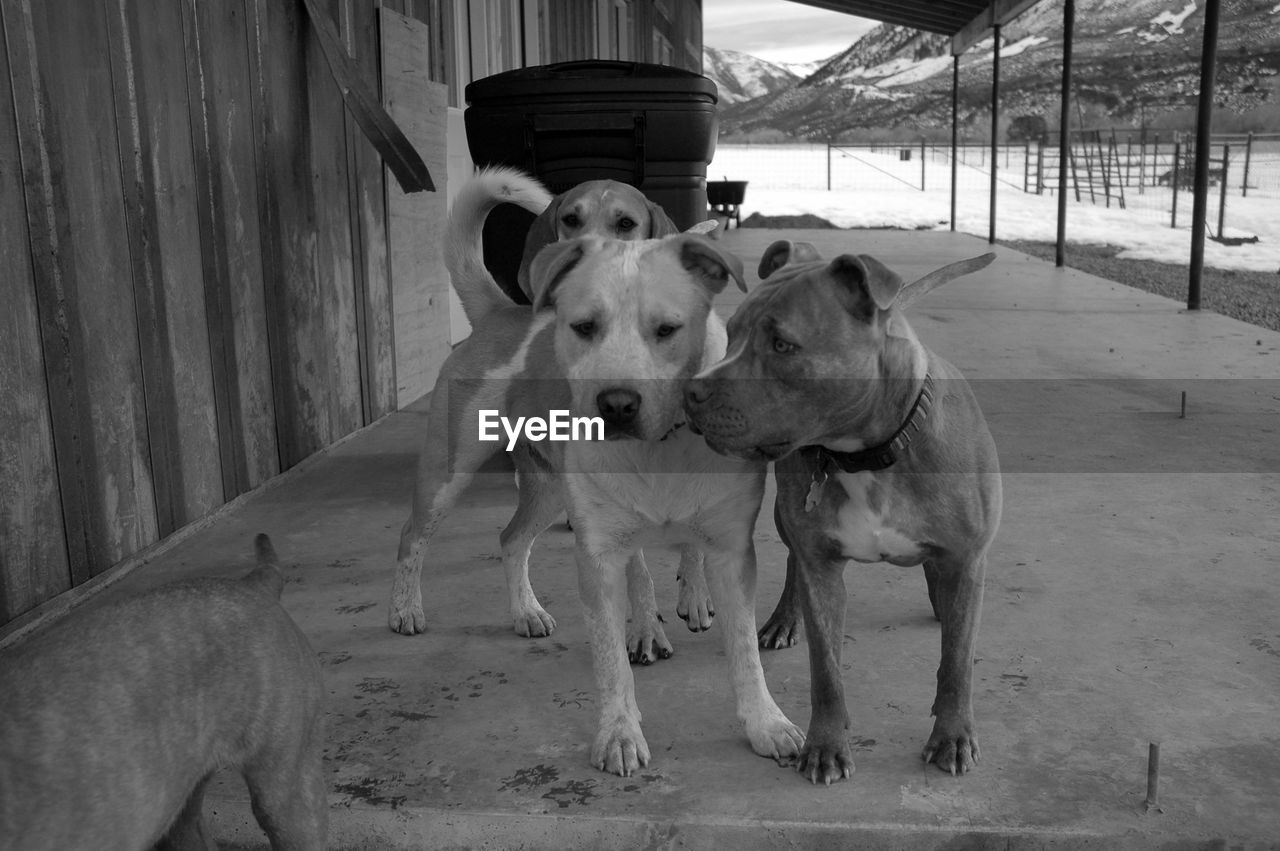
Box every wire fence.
[708,133,1280,246]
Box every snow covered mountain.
[702,46,802,105]
[715,0,1280,139]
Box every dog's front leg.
[703,535,804,764]
[578,541,649,776]
[390,394,494,634]
[792,545,856,785]
[920,552,987,775]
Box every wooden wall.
[0,0,445,625]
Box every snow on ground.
[709,144,1280,273]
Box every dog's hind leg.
[155,776,216,850]
[501,445,563,637]
[625,550,673,664]
[758,499,803,649]
[675,545,715,632]
[242,732,328,850]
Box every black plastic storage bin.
[466,60,719,228]
[464,60,719,303]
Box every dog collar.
[810,374,935,475]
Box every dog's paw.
[745,712,806,766]
[922,720,980,776]
[388,603,427,635]
[796,734,855,785]
[512,603,557,638]
[757,609,803,650]
[626,614,673,664]
[591,717,650,777]
[676,575,715,632]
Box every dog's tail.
[446,166,552,325]
[243,532,286,600]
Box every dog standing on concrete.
[389,172,804,775]
[685,240,1000,783]
[429,167,712,654]
[0,535,327,850]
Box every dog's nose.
[684,379,712,407]
[596,388,641,425]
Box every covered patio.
[54,228,1279,849]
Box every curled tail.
[445,166,552,325]
[243,532,285,600]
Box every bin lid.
[466,60,718,106]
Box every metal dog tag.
[804,468,828,513]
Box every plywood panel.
[108,0,222,533]
[0,4,69,620]
[381,8,450,407]
[182,0,280,494]
[343,0,396,423]
[5,0,157,577]
[248,0,362,469]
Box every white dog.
[388,168,803,775]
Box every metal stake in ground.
[1145,742,1162,813]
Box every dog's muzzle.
[683,380,748,439]
[596,387,642,438]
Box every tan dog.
[515,178,679,302]
[685,240,1000,783]
[390,173,804,775]
[0,535,327,849]
[438,167,713,653]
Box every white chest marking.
[830,471,922,564]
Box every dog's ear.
[827,254,904,317]
[645,198,680,238]
[529,237,589,311]
[758,240,823,279]
[758,240,795,279]
[676,235,747,294]
[517,192,564,299]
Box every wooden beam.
[783,0,972,34]
[989,23,1000,243]
[1056,0,1074,266]
[952,0,1042,55]
[1187,0,1221,310]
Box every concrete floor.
[42,231,1280,848]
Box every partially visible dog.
[514,178,680,303]
[390,175,805,774]
[436,167,713,651]
[0,535,327,850]
[685,240,1000,783]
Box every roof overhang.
[786,0,1047,55]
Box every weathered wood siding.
[0,0,448,625]
[382,8,450,407]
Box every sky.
[702,0,880,66]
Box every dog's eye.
[562,214,582,229]
[617,217,637,232]
[772,337,797,354]
[571,320,596,339]
[655,323,681,339]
